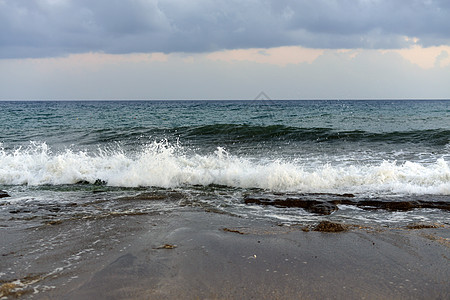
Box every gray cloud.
[1,0,450,58]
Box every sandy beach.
[2,0,450,297]
[2,208,448,299]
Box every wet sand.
[1,209,449,299]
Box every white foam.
[0,141,449,195]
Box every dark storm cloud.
[1,0,449,58]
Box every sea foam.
[0,141,449,195]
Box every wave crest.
[0,142,449,195]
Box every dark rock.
[357,200,419,211]
[75,179,106,186]
[406,223,440,230]
[223,228,246,234]
[75,180,90,185]
[94,179,107,186]
[341,193,355,198]
[0,190,10,198]
[312,192,355,198]
[307,202,339,215]
[313,221,348,232]
[418,201,450,211]
[354,200,450,211]
[244,193,450,214]
[244,196,338,215]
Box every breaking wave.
[0,141,449,195]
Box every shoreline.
[1,208,449,299]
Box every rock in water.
[0,190,10,198]
[307,202,339,215]
[244,196,339,215]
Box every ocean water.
[1,100,449,227]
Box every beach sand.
[1,209,449,299]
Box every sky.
[1,0,450,100]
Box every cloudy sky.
[1,0,450,100]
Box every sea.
[1,100,449,228]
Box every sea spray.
[1,141,448,195]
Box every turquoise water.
[0,100,449,226]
